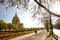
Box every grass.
[0,28,43,40]
[0,31,34,40]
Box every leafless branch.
[34,0,60,17]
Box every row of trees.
[0,20,18,31]
[0,20,43,32]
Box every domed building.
[12,12,23,29]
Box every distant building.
[53,19,60,29]
[12,12,23,29]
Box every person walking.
[35,30,37,33]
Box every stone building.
[12,12,23,29]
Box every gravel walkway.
[10,30,47,40]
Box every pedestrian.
[35,30,37,33]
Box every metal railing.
[53,33,58,40]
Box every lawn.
[0,31,34,40]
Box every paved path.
[10,30,47,40]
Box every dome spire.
[12,12,20,24]
[12,12,23,29]
[15,12,17,16]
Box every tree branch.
[34,0,60,17]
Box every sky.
[0,0,60,28]
[0,0,45,28]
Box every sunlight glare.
[52,3,60,14]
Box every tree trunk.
[34,0,53,38]
[5,28,6,31]
[9,29,10,32]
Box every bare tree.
[34,0,60,17]
[34,0,60,39]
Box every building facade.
[12,12,23,29]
